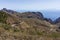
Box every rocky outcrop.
[32,12,44,19]
[1,8,18,14]
[54,17,60,24]
[17,12,44,20]
[44,18,53,24]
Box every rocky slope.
[0,8,60,40]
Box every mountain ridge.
[0,8,60,40]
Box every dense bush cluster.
[0,11,8,23]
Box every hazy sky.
[0,0,60,10]
[0,0,60,20]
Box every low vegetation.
[0,9,60,40]
[0,11,8,23]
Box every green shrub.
[13,27,20,32]
[0,11,8,23]
[36,31,43,35]
[2,24,11,30]
[47,33,60,38]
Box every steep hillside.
[0,8,60,40]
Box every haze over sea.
[0,0,60,20]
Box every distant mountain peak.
[54,17,60,24]
[1,8,18,14]
[2,8,7,10]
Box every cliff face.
[0,8,60,40]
